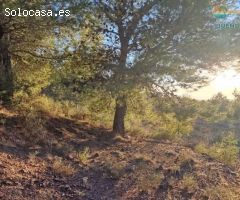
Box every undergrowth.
[195,133,239,166]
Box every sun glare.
[213,69,240,90]
[183,68,240,100]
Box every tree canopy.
[1,0,240,134]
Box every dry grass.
[105,164,126,180]
[132,153,162,191]
[194,136,239,167]
[52,157,76,176]
[113,135,131,143]
[134,153,154,164]
[204,185,240,200]
[21,111,47,145]
[0,106,16,117]
[181,174,197,190]
[137,172,163,191]
[177,151,194,166]
[28,151,39,161]
[76,147,90,164]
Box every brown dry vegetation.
[0,107,239,200]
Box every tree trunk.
[113,95,127,136]
[0,27,13,105]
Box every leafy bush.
[150,114,193,141]
[195,134,239,166]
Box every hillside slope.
[0,110,239,200]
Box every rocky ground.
[0,109,239,200]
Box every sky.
[181,68,240,100]
[180,0,240,100]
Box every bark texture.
[0,25,13,104]
[113,95,127,136]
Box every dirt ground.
[0,113,239,200]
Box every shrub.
[52,157,76,176]
[195,134,239,166]
[21,110,47,145]
[181,174,197,190]
[137,172,163,191]
[194,143,208,154]
[178,151,194,165]
[150,114,193,141]
[205,185,240,200]
[103,158,126,180]
[76,147,90,164]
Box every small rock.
[68,152,75,160]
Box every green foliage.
[152,114,193,141]
[123,91,194,140]
[2,0,240,150]
[15,61,53,97]
[195,134,239,166]
[198,93,231,122]
[76,147,90,164]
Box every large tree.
[0,22,13,104]
[0,0,76,104]
[16,0,237,135]
[0,1,17,104]
[88,0,218,135]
